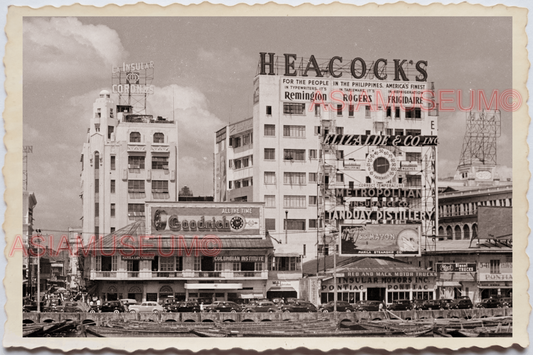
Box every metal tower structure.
[317,108,339,261]
[23,145,33,191]
[457,110,501,172]
[112,65,155,114]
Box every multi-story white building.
[80,90,179,243]
[215,53,439,263]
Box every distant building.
[214,53,439,263]
[80,90,179,243]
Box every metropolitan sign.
[340,224,421,256]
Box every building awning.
[478,284,512,289]
[184,283,242,290]
[267,286,296,293]
[240,293,264,299]
[436,281,462,287]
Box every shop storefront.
[88,202,274,304]
[319,257,437,305]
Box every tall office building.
[80,89,178,243]
[215,53,439,261]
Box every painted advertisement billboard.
[146,203,263,237]
[340,224,420,256]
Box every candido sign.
[146,203,262,237]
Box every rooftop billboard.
[146,202,263,237]
[339,224,421,256]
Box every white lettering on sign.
[480,273,513,281]
[112,84,155,95]
[112,61,155,73]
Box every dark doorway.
[201,256,214,271]
[367,287,386,301]
[241,262,254,271]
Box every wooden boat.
[87,325,193,337]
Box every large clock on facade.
[366,148,398,182]
[229,215,246,232]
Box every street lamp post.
[284,210,288,244]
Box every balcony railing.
[152,271,183,278]
[233,271,263,277]
[91,270,269,279]
[95,271,118,278]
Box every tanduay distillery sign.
[146,202,263,237]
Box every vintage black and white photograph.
[3,2,530,352]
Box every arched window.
[438,226,444,238]
[129,286,142,293]
[153,132,164,143]
[446,226,453,240]
[454,225,462,240]
[160,285,173,293]
[472,224,478,238]
[463,224,471,240]
[130,132,141,143]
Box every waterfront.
[24,308,512,338]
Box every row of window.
[439,198,512,217]
[265,218,320,231]
[314,126,421,137]
[129,132,165,143]
[229,155,253,170]
[127,155,169,170]
[263,171,339,186]
[229,132,252,148]
[229,177,253,190]
[264,195,318,208]
[95,255,263,272]
[279,103,423,119]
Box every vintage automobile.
[62,301,88,313]
[166,301,201,313]
[242,300,279,313]
[99,300,127,313]
[319,301,355,313]
[354,300,381,312]
[204,301,242,313]
[387,300,412,311]
[476,298,503,308]
[420,299,454,310]
[279,301,317,313]
[128,301,165,313]
[498,297,513,308]
[448,297,474,309]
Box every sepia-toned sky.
[22,16,513,237]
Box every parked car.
[242,300,279,313]
[119,299,138,311]
[62,301,88,313]
[279,301,317,313]
[355,301,381,312]
[498,297,512,308]
[204,301,242,313]
[476,298,502,309]
[448,297,473,309]
[420,299,453,310]
[166,301,201,313]
[387,300,412,311]
[129,301,165,313]
[319,301,355,313]
[100,300,127,313]
[410,299,426,310]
